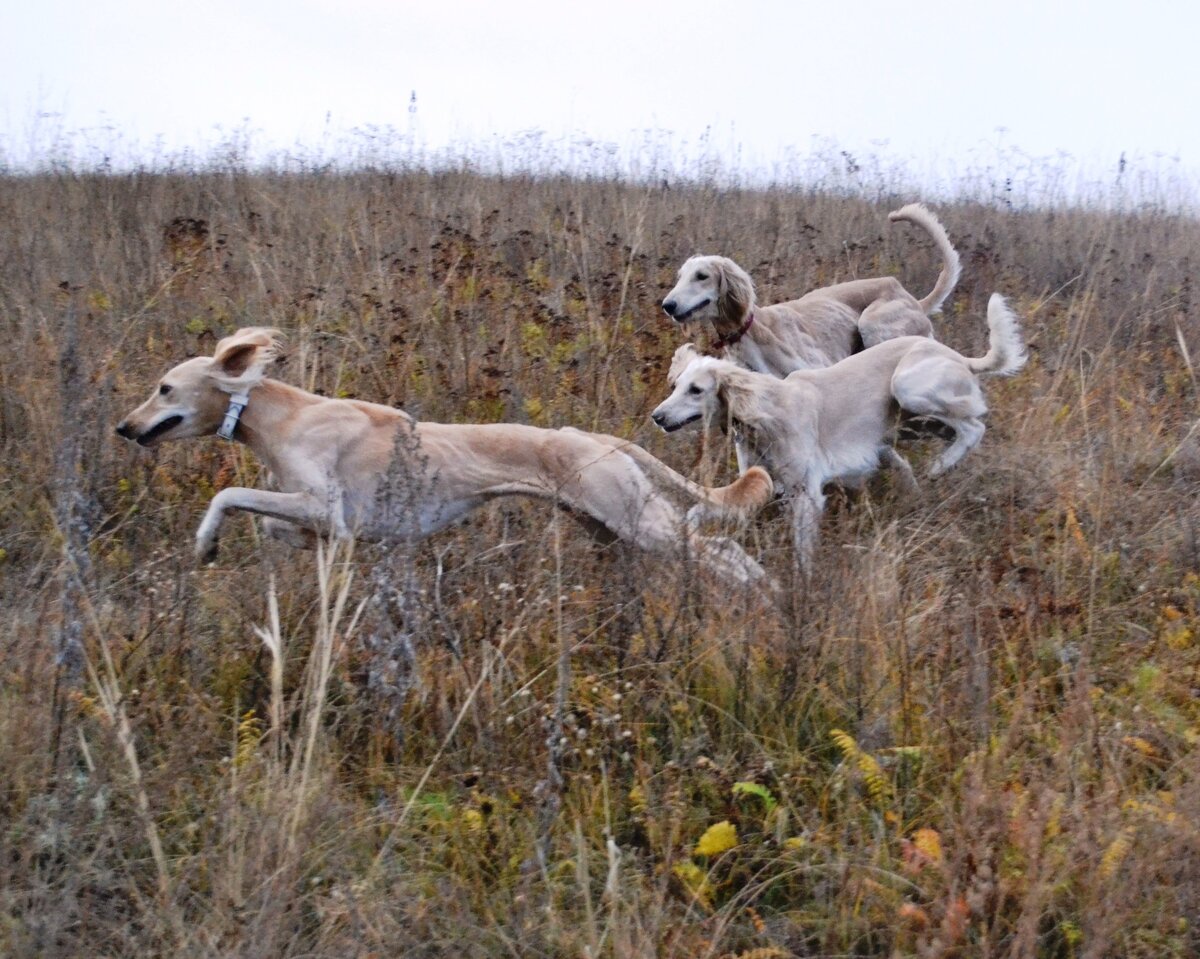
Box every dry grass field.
[3,164,1200,957]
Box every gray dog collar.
[216,391,251,440]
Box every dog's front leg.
[733,429,750,476]
[195,487,330,562]
[791,490,825,575]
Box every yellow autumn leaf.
[782,836,807,850]
[461,808,484,832]
[235,709,261,769]
[1164,625,1194,650]
[672,861,712,908]
[830,728,889,806]
[912,828,943,863]
[694,820,738,857]
[1122,735,1159,757]
[628,784,647,814]
[1098,827,1135,880]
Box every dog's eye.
[687,384,703,395]
[694,272,709,281]
[159,384,172,396]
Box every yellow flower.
[694,820,738,857]
[912,828,943,863]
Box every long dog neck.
[226,378,323,471]
[712,363,816,464]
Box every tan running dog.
[651,294,1026,570]
[115,329,774,586]
[661,203,961,375]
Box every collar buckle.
[216,391,251,441]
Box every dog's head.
[115,328,282,447]
[661,255,755,328]
[651,344,723,433]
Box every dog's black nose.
[662,299,677,317]
[651,412,666,426]
[115,421,135,439]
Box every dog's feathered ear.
[714,257,755,326]
[212,328,283,381]
[667,342,704,385]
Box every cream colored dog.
[661,203,961,375]
[651,295,1026,569]
[116,329,774,586]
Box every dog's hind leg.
[610,493,767,587]
[928,418,985,476]
[892,357,988,477]
[633,506,768,587]
[692,533,771,587]
[880,446,919,495]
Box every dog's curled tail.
[700,465,774,516]
[888,203,962,315]
[967,293,1028,377]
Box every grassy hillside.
[2,168,1199,957]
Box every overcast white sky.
[4,0,1198,190]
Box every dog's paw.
[194,536,219,565]
[898,475,921,497]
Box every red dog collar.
[714,311,755,349]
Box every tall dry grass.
[2,164,1200,957]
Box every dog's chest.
[823,439,886,486]
[743,424,882,494]
[738,430,800,487]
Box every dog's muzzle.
[117,414,184,447]
[651,410,697,433]
[662,297,710,323]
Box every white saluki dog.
[651,295,1026,570]
[661,204,961,375]
[116,328,774,586]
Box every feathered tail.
[888,203,962,315]
[966,294,1028,377]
